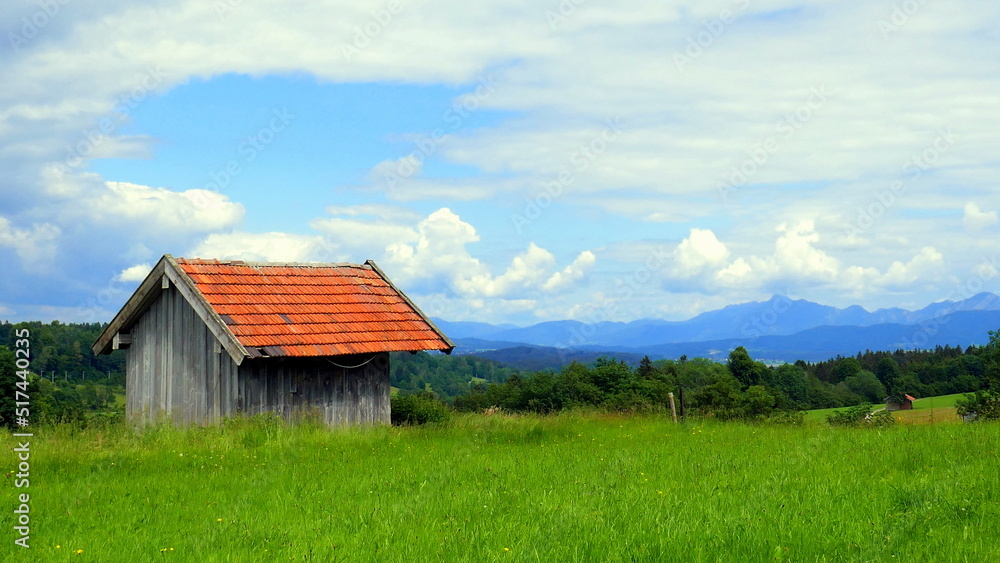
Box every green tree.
[874,357,900,392]
[979,329,1000,390]
[843,370,887,403]
[769,363,808,403]
[690,373,742,418]
[637,355,655,379]
[727,346,757,388]
[956,391,1000,420]
[0,347,16,428]
[742,385,777,418]
[833,357,862,383]
[591,357,633,394]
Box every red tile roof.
[174,258,452,358]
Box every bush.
[391,393,452,425]
[763,410,805,425]
[827,403,896,428]
[956,390,1000,421]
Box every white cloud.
[384,208,481,284]
[963,202,998,231]
[880,247,945,288]
[116,263,153,282]
[188,208,597,304]
[543,250,597,291]
[311,212,420,260]
[712,221,840,288]
[0,216,61,272]
[457,243,556,297]
[1,0,999,323]
[323,203,421,223]
[673,228,729,277]
[89,183,245,233]
[314,206,597,306]
[842,246,945,293]
[188,231,336,263]
[367,155,423,186]
[352,155,497,201]
[667,221,947,303]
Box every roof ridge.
[175,257,371,269]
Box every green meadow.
[4,414,999,562]
[803,393,966,425]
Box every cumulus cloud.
[187,231,336,263]
[962,202,998,231]
[842,247,945,293]
[330,207,600,299]
[89,183,245,233]
[673,228,729,277]
[311,206,420,260]
[190,207,596,305]
[0,216,61,272]
[543,250,597,291]
[2,0,999,322]
[116,263,154,282]
[711,222,840,288]
[668,221,945,301]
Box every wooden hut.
[92,255,454,426]
[885,394,916,411]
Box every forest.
[449,342,998,419]
[1,320,998,427]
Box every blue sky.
[1,0,999,325]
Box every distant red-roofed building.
[93,255,453,426]
[886,394,916,411]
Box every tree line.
[0,321,124,428]
[444,339,1000,420]
[2,320,999,427]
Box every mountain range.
[432,292,1000,367]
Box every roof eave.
[91,256,171,356]
[163,255,250,365]
[92,255,251,366]
[364,259,456,354]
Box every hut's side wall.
[236,353,391,425]
[126,287,238,425]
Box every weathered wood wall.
[237,354,391,426]
[126,285,236,425]
[126,287,390,426]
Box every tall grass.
[3,413,999,561]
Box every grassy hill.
[8,413,999,561]
[804,393,967,424]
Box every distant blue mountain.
[436,293,1000,367]
[630,309,1000,362]
[430,319,519,340]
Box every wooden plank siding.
[125,284,225,424]
[236,354,391,426]
[126,286,390,426]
